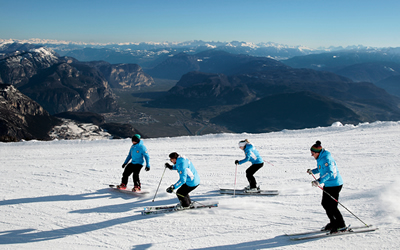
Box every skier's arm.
[141,146,150,168]
[311,168,319,175]
[123,148,132,164]
[238,150,251,165]
[318,160,335,184]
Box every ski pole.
[310,173,369,227]
[152,167,167,202]
[264,160,274,166]
[172,190,207,207]
[234,163,238,196]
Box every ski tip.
[109,184,115,188]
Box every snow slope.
[1,121,400,249]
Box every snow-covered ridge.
[0,38,380,52]
[29,47,58,60]
[49,119,112,141]
[1,46,59,66]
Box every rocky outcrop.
[0,47,119,115]
[18,61,118,114]
[54,111,144,139]
[0,84,61,142]
[0,47,60,87]
[49,119,111,140]
[87,61,154,89]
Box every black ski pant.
[176,184,198,207]
[121,163,143,187]
[246,163,264,188]
[322,185,346,228]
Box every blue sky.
[1,0,399,48]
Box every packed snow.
[1,121,400,249]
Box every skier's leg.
[176,184,198,207]
[322,186,345,228]
[131,164,143,188]
[330,185,346,228]
[322,193,336,227]
[121,163,135,185]
[245,163,263,188]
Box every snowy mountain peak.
[29,47,58,60]
[0,38,321,51]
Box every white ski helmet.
[238,140,248,148]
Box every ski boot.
[244,185,260,193]
[175,202,184,210]
[330,225,348,234]
[189,201,196,208]
[321,223,333,231]
[117,183,126,190]
[132,185,141,192]
[175,201,190,210]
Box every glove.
[166,185,174,193]
[311,180,319,187]
[145,166,150,171]
[165,163,173,170]
[235,160,239,165]
[122,163,127,169]
[307,169,313,175]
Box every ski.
[219,188,279,196]
[288,226,378,241]
[109,185,149,195]
[141,202,218,215]
[142,202,218,212]
[286,224,374,236]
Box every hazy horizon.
[1,0,399,49]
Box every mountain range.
[0,83,143,142]
[150,66,400,132]
[4,38,394,68]
[0,45,152,141]
[1,40,400,141]
[13,39,397,91]
[0,46,154,114]
[282,50,400,87]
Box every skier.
[235,139,264,193]
[307,140,346,234]
[165,152,200,209]
[117,134,150,192]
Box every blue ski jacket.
[124,140,150,168]
[171,155,200,189]
[311,149,343,187]
[238,144,264,165]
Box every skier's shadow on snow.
[130,235,311,250]
[191,234,312,249]
[0,189,219,245]
[0,212,154,245]
[0,188,133,207]
[0,189,317,246]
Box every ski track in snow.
[1,121,400,249]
